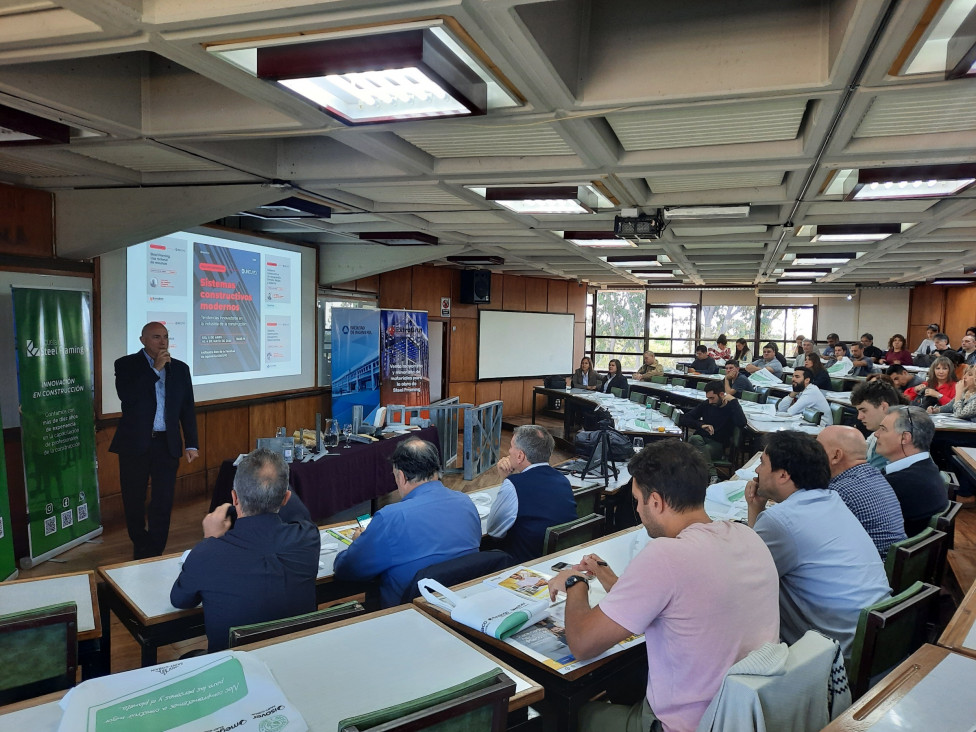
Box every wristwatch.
[564,575,589,591]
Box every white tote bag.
[418,579,549,640]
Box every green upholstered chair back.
[228,601,365,648]
[660,403,675,419]
[846,582,939,700]
[338,669,515,732]
[739,390,760,403]
[801,407,822,425]
[629,391,645,404]
[830,403,846,427]
[0,601,78,706]
[766,396,781,410]
[647,397,660,409]
[543,513,606,556]
[884,528,947,594]
[650,375,667,384]
[782,373,792,384]
[610,387,623,398]
[830,378,845,392]
[572,484,603,519]
[696,381,707,391]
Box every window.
[318,291,378,386]
[648,304,698,366]
[593,290,645,371]
[700,305,757,343]
[760,306,814,359]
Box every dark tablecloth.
[210,426,441,522]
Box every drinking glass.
[632,437,644,451]
[343,424,353,448]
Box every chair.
[782,373,792,384]
[650,375,668,384]
[573,484,603,518]
[884,527,947,594]
[739,390,760,403]
[710,425,743,479]
[801,407,823,425]
[830,378,844,392]
[942,469,960,500]
[610,387,623,398]
[696,382,707,391]
[830,403,846,427]
[338,669,515,732]
[400,550,515,604]
[660,403,675,419]
[543,513,606,555]
[846,581,940,699]
[647,396,660,409]
[766,396,781,410]
[929,500,961,550]
[228,601,366,648]
[629,391,645,404]
[0,602,78,706]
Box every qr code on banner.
[77,503,88,522]
[44,515,56,536]
[61,509,73,530]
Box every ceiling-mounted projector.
[614,210,667,242]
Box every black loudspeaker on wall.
[459,269,491,304]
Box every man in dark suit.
[110,321,199,558]
[874,405,948,537]
[170,448,320,651]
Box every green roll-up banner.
[12,288,102,567]
[0,402,15,580]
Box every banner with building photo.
[12,288,101,567]
[0,402,15,580]
[331,308,381,427]
[379,310,430,409]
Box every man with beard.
[776,367,833,425]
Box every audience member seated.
[708,334,731,361]
[484,425,578,563]
[931,364,976,421]
[572,356,603,391]
[793,338,816,368]
[733,338,751,363]
[888,364,924,393]
[821,333,840,360]
[913,323,939,358]
[873,407,949,537]
[776,367,833,425]
[929,364,976,509]
[803,352,832,391]
[827,344,854,375]
[632,351,664,381]
[678,380,747,484]
[548,440,779,732]
[170,448,320,652]
[905,355,957,408]
[881,334,913,366]
[600,358,630,397]
[859,333,885,363]
[745,431,890,657]
[689,344,719,375]
[723,359,754,397]
[851,379,903,470]
[933,332,953,358]
[816,426,906,559]
[791,334,806,360]
[848,342,877,378]
[745,344,784,377]
[959,334,976,367]
[767,341,788,367]
[333,439,482,607]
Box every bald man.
[817,426,906,558]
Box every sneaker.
[709,475,720,485]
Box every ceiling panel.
[395,124,575,158]
[855,87,976,138]
[647,171,785,193]
[67,143,225,172]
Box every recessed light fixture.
[358,232,438,246]
[565,231,633,248]
[777,279,814,285]
[0,103,70,146]
[792,257,853,266]
[846,165,976,200]
[782,270,831,278]
[446,255,504,265]
[932,278,975,285]
[488,187,596,214]
[812,224,900,242]
[600,255,661,267]
[663,205,750,220]
[630,270,677,279]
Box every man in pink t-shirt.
[548,440,780,732]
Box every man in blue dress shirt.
[334,439,482,607]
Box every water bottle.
[645,404,652,426]
[328,419,340,447]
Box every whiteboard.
[478,311,574,379]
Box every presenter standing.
[110,322,198,559]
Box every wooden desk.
[822,644,976,731]
[939,573,976,660]
[531,387,680,444]
[0,570,107,679]
[0,606,544,732]
[953,445,976,476]
[414,527,650,731]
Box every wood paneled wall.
[909,284,976,347]
[370,264,586,417]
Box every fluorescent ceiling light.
[782,270,830,278]
[631,271,677,279]
[932,278,975,285]
[565,231,635,248]
[901,0,976,75]
[792,257,851,266]
[776,279,814,285]
[812,224,900,242]
[847,165,976,200]
[488,187,595,214]
[663,205,750,220]
[358,231,438,246]
[600,256,661,267]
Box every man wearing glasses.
[873,406,948,537]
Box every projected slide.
[126,231,302,386]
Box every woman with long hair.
[931,364,976,420]
[733,338,751,363]
[708,334,731,361]
[601,358,630,397]
[905,355,957,406]
[803,352,832,391]
[571,356,603,391]
[882,334,913,366]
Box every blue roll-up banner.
[331,308,381,427]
